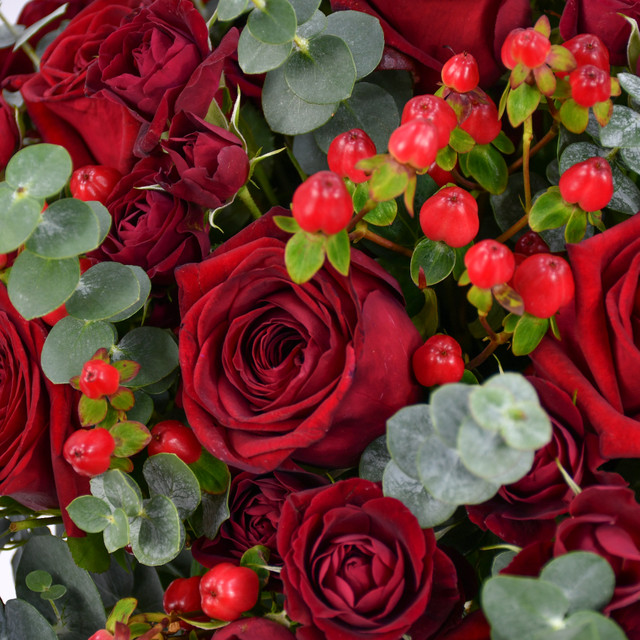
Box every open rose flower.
[532,213,640,460]
[212,618,296,639]
[330,0,531,90]
[276,478,461,640]
[0,95,18,170]
[177,211,421,472]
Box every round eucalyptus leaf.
[103,508,130,553]
[429,383,473,448]
[216,0,249,21]
[25,198,102,258]
[25,570,53,593]
[84,200,112,245]
[485,372,539,403]
[285,35,355,104]
[496,400,552,451]
[66,496,112,533]
[296,10,326,38]
[7,251,79,319]
[130,495,182,566]
[238,26,292,74]
[102,266,151,323]
[5,143,72,197]
[247,0,297,45]
[564,611,627,640]
[359,435,391,483]
[127,390,154,425]
[0,185,42,253]
[387,403,435,479]
[101,470,143,517]
[469,386,514,432]
[290,0,320,23]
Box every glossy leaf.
[410,238,456,286]
[507,81,540,127]
[466,144,508,194]
[512,312,550,356]
[325,229,350,275]
[110,421,151,458]
[284,231,326,283]
[529,187,575,232]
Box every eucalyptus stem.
[237,185,262,220]
[0,10,40,71]
[9,516,63,532]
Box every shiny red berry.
[500,29,521,70]
[569,64,610,107]
[419,186,479,248]
[69,165,122,205]
[458,94,501,145]
[401,95,458,148]
[79,359,120,399]
[291,171,353,234]
[148,420,202,464]
[563,34,609,73]
[509,28,551,68]
[558,157,613,212]
[441,52,479,93]
[199,563,260,622]
[412,334,465,387]
[464,240,515,289]
[327,128,376,184]
[388,118,439,170]
[164,576,203,615]
[63,428,115,477]
[514,230,549,256]
[513,253,575,318]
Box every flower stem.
[237,185,262,220]
[522,115,534,214]
[0,10,40,71]
[508,124,558,174]
[9,516,63,532]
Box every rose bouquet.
[2,0,640,638]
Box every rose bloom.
[177,211,422,472]
[532,213,640,460]
[276,478,461,640]
[0,95,19,170]
[212,618,295,639]
[330,0,531,90]
[18,0,141,173]
[86,0,239,155]
[93,156,211,284]
[559,0,638,66]
[0,284,86,534]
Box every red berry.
[199,563,260,622]
[388,118,439,170]
[327,128,376,184]
[63,428,116,477]
[513,253,575,318]
[464,240,515,289]
[427,162,454,187]
[412,334,465,387]
[291,171,353,234]
[558,157,613,212]
[458,94,501,145]
[79,359,121,399]
[70,165,122,205]
[441,52,479,93]
[419,186,479,248]
[88,632,114,640]
[514,230,549,256]
[164,576,203,615]
[509,28,551,68]
[568,64,610,107]
[148,420,202,464]
[401,95,458,149]
[563,34,609,73]
[501,29,521,70]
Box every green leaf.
[410,238,456,286]
[240,545,271,588]
[430,383,474,448]
[512,312,549,356]
[324,229,350,275]
[25,570,53,593]
[565,208,588,244]
[144,453,201,520]
[622,16,640,73]
[467,144,508,194]
[189,449,230,495]
[98,266,151,324]
[13,3,68,50]
[436,145,457,171]
[507,81,540,127]
[7,251,79,319]
[110,421,151,458]
[112,327,179,387]
[247,0,297,45]
[0,185,43,253]
[529,188,575,232]
[359,435,391,483]
[67,495,113,533]
[564,611,627,640]
[199,490,231,539]
[491,130,516,155]
[216,0,249,21]
[127,390,154,425]
[296,10,326,38]
[324,10,383,79]
[387,404,435,479]
[467,284,493,314]
[540,552,616,615]
[485,372,539,403]
[492,283,524,316]
[4,600,57,640]
[67,533,111,574]
[109,387,135,411]
[273,215,301,233]
[42,585,67,601]
[291,0,320,23]
[103,508,130,553]
[363,199,397,226]
[40,317,117,384]
[599,105,640,148]
[618,71,640,102]
[130,495,182,566]
[559,99,590,134]
[78,395,108,427]
[238,26,292,74]
[609,164,640,215]
[284,231,326,283]
[98,470,143,517]
[5,144,72,197]
[25,199,103,258]
[449,127,476,153]
[106,597,138,630]
[620,146,640,173]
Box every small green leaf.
[291,0,320,23]
[529,187,575,232]
[97,469,143,517]
[599,105,640,147]
[565,208,588,244]
[106,597,138,631]
[189,449,229,495]
[363,199,397,226]
[240,545,271,588]
[512,312,549,356]
[449,127,475,153]
[130,495,182,566]
[109,388,135,412]
[25,570,53,593]
[111,360,140,384]
[0,185,43,253]
[284,231,326,283]
[622,16,640,73]
[491,131,516,154]
[40,585,66,601]
[238,26,292,74]
[66,495,113,533]
[507,81,540,127]
[592,99,613,128]
[247,0,297,45]
[467,285,493,314]
[103,508,130,553]
[324,229,350,275]
[110,421,151,458]
[359,435,391,483]
[5,143,72,197]
[467,144,508,194]
[560,98,590,134]
[430,383,474,448]
[273,215,301,233]
[436,145,457,171]
[216,0,249,21]
[410,238,456,286]
[78,396,109,427]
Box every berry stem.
[522,115,534,214]
[9,516,64,532]
[451,169,481,191]
[508,124,558,173]
[496,212,529,243]
[465,330,511,370]
[347,200,377,232]
[479,314,498,342]
[350,227,414,257]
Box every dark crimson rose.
[0,284,87,534]
[532,213,640,460]
[467,378,621,547]
[0,96,18,170]
[86,0,239,155]
[191,469,328,569]
[92,156,210,284]
[559,0,638,66]
[212,617,295,639]
[158,111,249,210]
[276,478,461,640]
[330,0,531,90]
[18,0,141,173]
[177,211,422,472]
[437,610,491,640]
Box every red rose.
[0,95,18,170]
[559,0,638,66]
[177,211,422,472]
[330,0,531,90]
[532,213,640,460]
[158,111,249,210]
[86,0,239,155]
[276,478,461,640]
[212,617,295,639]
[18,0,141,173]
[93,156,210,284]
[0,284,87,533]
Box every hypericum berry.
[148,420,202,464]
[199,563,260,622]
[514,230,549,256]
[412,334,465,387]
[79,359,121,399]
[500,29,521,70]
[88,631,114,640]
[441,52,479,93]
[327,128,376,184]
[388,118,439,170]
[458,94,501,145]
[164,576,203,615]
[513,253,575,318]
[508,28,551,68]
[291,171,353,234]
[401,95,458,148]
[69,165,122,204]
[558,157,614,212]
[419,186,479,248]
[464,240,515,289]
[63,428,116,477]
[568,64,611,107]
[563,34,609,73]
[427,162,454,187]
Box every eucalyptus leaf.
[103,509,130,554]
[5,143,72,198]
[66,496,112,533]
[430,383,473,448]
[296,10,326,38]
[386,404,435,479]
[104,266,151,323]
[101,470,143,517]
[247,0,297,45]
[0,185,43,253]
[598,105,640,148]
[290,0,320,23]
[4,600,57,640]
[216,0,249,21]
[238,27,292,74]
[130,496,182,566]
[359,435,391,482]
